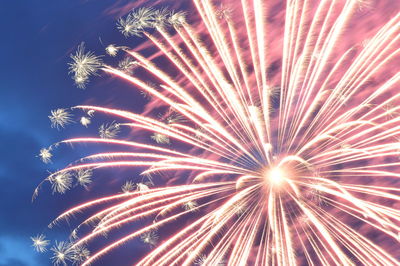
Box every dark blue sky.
[0,1,147,265]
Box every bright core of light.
[267,167,286,185]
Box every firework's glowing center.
[266,167,286,185]
[35,1,400,264]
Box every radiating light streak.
[34,0,400,265]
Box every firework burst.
[31,234,50,253]
[34,0,400,265]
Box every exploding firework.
[34,0,400,265]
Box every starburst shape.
[49,172,73,194]
[71,245,90,265]
[165,111,186,124]
[140,231,159,246]
[50,241,73,266]
[105,44,118,57]
[39,148,52,163]
[151,133,170,144]
[168,11,186,27]
[105,44,128,57]
[194,254,207,265]
[68,42,103,88]
[99,121,120,139]
[75,169,92,190]
[117,8,154,37]
[73,74,89,89]
[48,109,73,129]
[121,180,135,193]
[31,234,49,252]
[152,8,170,28]
[118,57,137,74]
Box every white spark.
[49,109,73,129]
[105,44,118,57]
[152,8,170,28]
[50,172,73,194]
[140,231,159,246]
[99,122,120,139]
[31,234,50,252]
[87,110,95,117]
[168,11,186,27]
[80,116,91,127]
[117,8,155,37]
[118,57,137,74]
[74,74,89,89]
[165,111,185,124]
[71,245,90,264]
[151,133,170,144]
[39,148,52,164]
[50,241,73,266]
[69,42,103,89]
[70,229,78,240]
[194,254,207,265]
[121,180,135,193]
[75,169,92,190]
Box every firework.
[38,147,52,164]
[98,121,120,139]
[48,109,73,129]
[34,0,400,265]
[75,169,93,190]
[31,234,50,253]
[68,42,103,89]
[79,116,91,127]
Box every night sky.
[0,1,145,265]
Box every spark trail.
[35,0,400,265]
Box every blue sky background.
[3,1,399,265]
[0,1,150,265]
